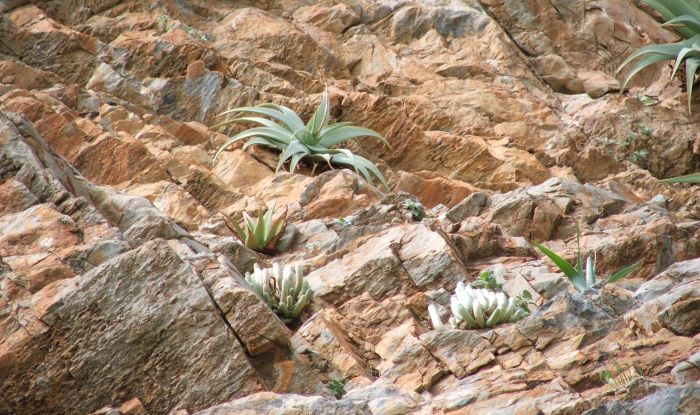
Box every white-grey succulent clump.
[245,262,313,322]
[429,282,529,331]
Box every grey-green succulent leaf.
[659,172,700,183]
[216,90,389,188]
[535,240,639,291]
[618,1,700,112]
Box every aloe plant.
[215,90,390,188]
[534,226,640,291]
[245,262,313,323]
[429,283,529,331]
[223,205,287,254]
[617,0,700,112]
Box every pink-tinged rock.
[375,321,446,392]
[126,181,211,231]
[0,240,264,415]
[294,311,373,379]
[0,204,81,257]
[392,170,477,208]
[212,149,273,191]
[0,179,38,218]
[420,330,496,378]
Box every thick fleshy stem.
[245,262,314,323]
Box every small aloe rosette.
[245,262,313,323]
[429,282,529,331]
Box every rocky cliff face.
[1,1,699,414]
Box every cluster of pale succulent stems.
[429,280,529,331]
[245,262,313,322]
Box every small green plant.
[599,369,613,384]
[637,94,659,106]
[514,289,533,313]
[215,90,390,188]
[223,205,287,254]
[637,124,653,136]
[327,378,347,399]
[471,269,503,291]
[180,23,209,42]
[429,282,529,331]
[332,216,353,230]
[304,241,323,250]
[617,0,700,113]
[245,262,314,323]
[159,15,170,32]
[534,225,640,292]
[629,148,649,165]
[594,122,652,162]
[402,199,426,221]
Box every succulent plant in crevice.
[429,282,530,331]
[215,89,390,188]
[534,225,640,292]
[245,262,314,323]
[617,0,700,113]
[223,204,288,255]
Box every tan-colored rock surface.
[1,0,700,414]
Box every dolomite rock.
[305,223,465,304]
[2,0,700,414]
[0,236,267,415]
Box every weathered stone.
[672,351,700,385]
[294,311,372,379]
[0,240,262,415]
[190,392,366,415]
[585,384,700,414]
[0,179,38,217]
[659,297,700,337]
[126,181,211,231]
[446,191,487,223]
[306,224,464,304]
[212,149,273,192]
[534,54,584,94]
[578,70,620,99]
[392,170,477,209]
[420,330,495,378]
[293,3,360,34]
[627,259,700,336]
[375,321,446,392]
[0,204,80,257]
